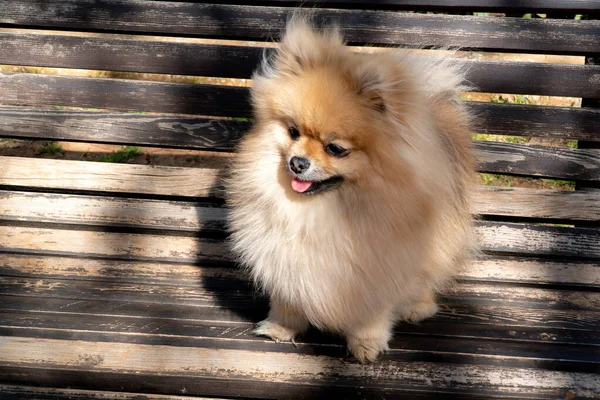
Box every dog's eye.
[289,126,300,140]
[325,143,349,157]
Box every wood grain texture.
[2,304,597,347]
[1,32,599,98]
[461,257,600,287]
[0,1,598,54]
[0,157,226,198]
[0,147,598,205]
[1,74,599,148]
[0,106,249,150]
[0,336,598,398]
[469,102,600,141]
[1,253,597,291]
[221,0,600,12]
[0,191,227,232]
[0,226,229,263]
[475,221,600,259]
[0,263,599,317]
[1,314,598,373]
[0,73,250,117]
[0,221,598,260]
[474,141,600,181]
[1,105,597,148]
[0,385,221,400]
[2,290,597,332]
[474,186,600,220]
[1,189,598,239]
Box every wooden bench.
[0,1,599,398]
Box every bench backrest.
[0,1,599,269]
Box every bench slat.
[0,222,598,260]
[3,75,600,138]
[1,336,598,398]
[2,300,598,346]
[475,186,600,220]
[1,318,598,373]
[475,141,600,181]
[0,157,226,198]
[2,32,599,98]
[2,274,596,314]
[218,0,600,12]
[1,148,598,209]
[0,385,218,400]
[1,189,599,241]
[2,2,598,54]
[1,252,597,293]
[2,293,597,333]
[1,105,597,147]
[0,73,250,118]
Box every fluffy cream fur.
[226,17,475,362]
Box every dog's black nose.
[290,156,310,174]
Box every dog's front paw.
[346,335,390,363]
[253,319,300,343]
[399,300,439,324]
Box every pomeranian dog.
[226,16,475,362]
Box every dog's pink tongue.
[291,177,312,193]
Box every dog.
[226,16,475,362]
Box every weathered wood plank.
[475,141,600,181]
[0,253,597,290]
[2,74,600,151]
[0,385,222,400]
[1,32,599,98]
[470,103,600,141]
[3,306,598,348]
[1,337,598,398]
[1,273,598,313]
[0,252,598,300]
[0,226,229,263]
[1,105,597,148]
[0,73,250,117]
[0,191,228,232]
[2,293,596,332]
[0,221,598,260]
[1,2,598,54]
[1,189,598,239]
[0,157,226,198]
[218,0,600,12]
[2,319,598,373]
[474,186,600,221]
[0,146,599,204]
[475,221,600,259]
[0,106,250,150]
[461,257,600,287]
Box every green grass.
[543,179,576,190]
[98,146,142,163]
[472,133,529,144]
[38,141,62,155]
[479,173,514,187]
[567,140,578,149]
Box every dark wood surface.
[1,32,599,98]
[0,1,598,399]
[1,1,599,54]
[217,0,600,12]
[1,105,598,148]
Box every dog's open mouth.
[291,176,344,195]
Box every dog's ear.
[351,66,386,113]
[256,15,345,79]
